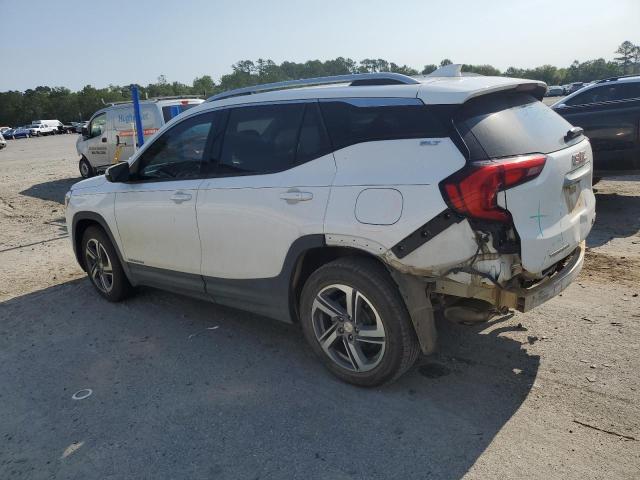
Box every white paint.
[502,138,596,274]
[355,189,403,225]
[197,154,335,279]
[114,179,204,274]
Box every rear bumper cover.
[434,241,585,312]
[506,241,585,312]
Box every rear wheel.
[79,157,94,178]
[300,257,420,387]
[81,226,133,302]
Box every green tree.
[192,75,216,97]
[421,64,438,74]
[614,40,637,74]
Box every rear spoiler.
[418,74,547,104]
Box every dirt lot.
[1,135,639,479]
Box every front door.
[85,112,111,169]
[114,111,215,290]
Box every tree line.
[1,40,638,127]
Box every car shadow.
[0,280,538,480]
[587,192,640,248]
[19,177,79,204]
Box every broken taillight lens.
[441,154,546,222]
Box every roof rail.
[595,73,640,84]
[104,95,203,106]
[206,72,420,102]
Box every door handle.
[101,137,107,143]
[170,191,192,203]
[279,189,313,204]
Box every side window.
[296,103,331,164]
[319,98,448,150]
[136,112,214,181]
[565,83,640,106]
[611,82,640,101]
[89,113,106,138]
[217,103,305,175]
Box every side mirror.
[105,162,130,183]
[81,126,89,138]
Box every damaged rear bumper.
[435,242,585,313]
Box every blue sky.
[1,0,638,91]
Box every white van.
[31,120,63,133]
[76,97,204,178]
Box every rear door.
[455,93,596,274]
[196,102,335,315]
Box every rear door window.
[296,103,331,164]
[454,93,577,160]
[217,103,305,175]
[319,98,448,150]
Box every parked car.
[1,128,15,139]
[74,121,88,134]
[66,67,595,386]
[545,85,565,97]
[76,97,203,178]
[567,82,585,94]
[0,133,6,149]
[553,75,640,177]
[10,127,32,139]
[59,123,78,133]
[28,124,57,136]
[0,126,11,135]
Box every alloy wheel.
[311,284,386,372]
[85,238,114,293]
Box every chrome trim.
[207,73,420,102]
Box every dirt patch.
[582,249,640,287]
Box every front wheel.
[81,226,133,302]
[79,157,94,178]
[300,257,420,387]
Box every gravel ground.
[0,135,639,480]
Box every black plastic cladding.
[391,209,466,259]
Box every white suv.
[65,66,596,386]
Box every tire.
[81,226,133,302]
[300,257,420,387]
[79,157,94,178]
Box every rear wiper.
[564,126,584,142]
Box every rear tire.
[300,257,420,387]
[79,157,94,178]
[81,226,133,302]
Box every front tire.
[300,257,420,387]
[81,226,133,302]
[79,157,94,178]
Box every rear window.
[319,99,448,150]
[455,93,577,160]
[162,103,199,122]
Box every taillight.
[441,154,546,222]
